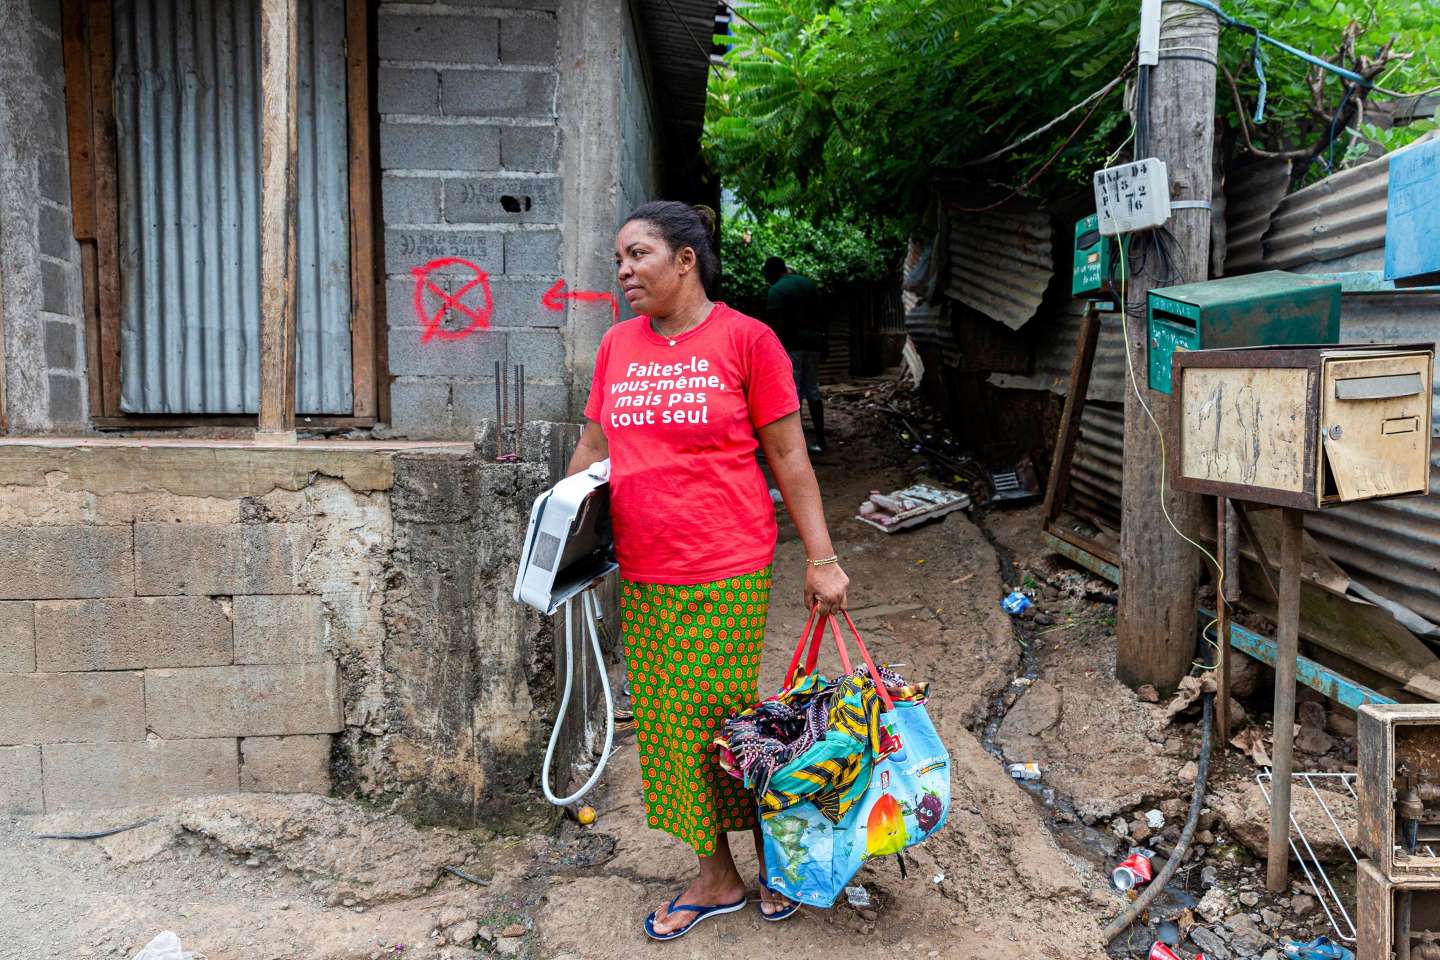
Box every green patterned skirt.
[621,565,772,854]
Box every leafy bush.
[719,209,905,300]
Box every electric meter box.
[1147,271,1341,395]
[1092,158,1170,236]
[1358,703,1440,881]
[1384,137,1440,288]
[1170,342,1435,510]
[1356,859,1440,960]
[1071,214,1125,297]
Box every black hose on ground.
[32,817,157,840]
[1103,690,1215,945]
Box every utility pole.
[1115,1,1219,691]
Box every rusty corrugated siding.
[994,297,1129,404]
[1069,400,1124,532]
[1243,154,1392,272]
[1222,158,1292,275]
[944,200,1056,331]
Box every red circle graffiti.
[412,257,494,343]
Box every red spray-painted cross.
[413,257,494,342]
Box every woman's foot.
[648,874,747,937]
[757,880,797,918]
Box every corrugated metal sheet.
[995,297,1130,404]
[637,0,715,136]
[1069,400,1124,532]
[1238,154,1391,273]
[114,0,352,415]
[944,200,1056,331]
[1222,157,1292,275]
[905,303,963,368]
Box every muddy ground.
[0,377,1359,959]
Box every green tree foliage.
[720,209,905,299]
[707,0,1440,222]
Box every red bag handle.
[783,605,897,712]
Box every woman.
[564,201,850,941]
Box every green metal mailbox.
[1147,271,1341,394]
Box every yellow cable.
[1115,233,1229,672]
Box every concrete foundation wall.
[0,0,88,434]
[0,438,593,830]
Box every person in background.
[763,257,827,454]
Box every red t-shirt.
[584,302,800,584]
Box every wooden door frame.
[60,0,384,429]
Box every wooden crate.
[1170,343,1434,509]
[1358,858,1440,960]
[1359,704,1440,880]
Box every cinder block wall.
[378,0,570,438]
[0,0,89,434]
[0,446,392,813]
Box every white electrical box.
[1093,158,1171,235]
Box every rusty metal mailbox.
[1170,343,1435,509]
[1358,858,1440,960]
[1359,704,1440,881]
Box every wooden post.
[1043,301,1102,525]
[1267,507,1304,892]
[1215,495,1232,743]
[257,0,300,440]
[1115,2,1219,691]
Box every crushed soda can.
[1112,851,1155,891]
[844,884,872,908]
[1001,591,1032,615]
[1149,944,1206,960]
[1007,762,1042,781]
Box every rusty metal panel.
[1069,400,1124,532]
[1223,158,1293,275]
[636,0,716,136]
[1254,155,1391,272]
[114,0,352,415]
[944,200,1057,331]
[998,297,1129,404]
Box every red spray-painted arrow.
[541,279,620,325]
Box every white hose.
[540,588,616,807]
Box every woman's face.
[615,220,696,315]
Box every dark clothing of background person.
[765,265,827,453]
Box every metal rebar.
[500,362,510,460]
[517,364,525,460]
[494,361,504,460]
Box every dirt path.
[0,389,1123,959]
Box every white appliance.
[514,460,619,807]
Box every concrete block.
[384,227,502,275]
[0,526,134,600]
[377,67,440,115]
[405,271,500,338]
[34,597,233,672]
[240,735,332,793]
[47,374,83,424]
[133,522,312,596]
[145,663,343,738]
[506,330,565,376]
[41,258,72,314]
[0,745,43,813]
[487,278,561,326]
[387,379,455,438]
[380,121,499,172]
[381,175,443,224]
[388,327,507,377]
[441,69,555,118]
[39,151,70,204]
[41,739,240,810]
[500,126,558,172]
[443,176,561,224]
[44,318,77,369]
[39,203,73,259]
[504,229,561,275]
[452,379,567,429]
[234,595,326,664]
[499,16,558,65]
[0,603,35,673]
[0,672,145,745]
[378,13,498,64]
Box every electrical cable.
[1116,233,1230,666]
[1103,689,1215,944]
[540,588,616,807]
[32,818,157,840]
[962,62,1135,168]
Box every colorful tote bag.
[759,611,951,908]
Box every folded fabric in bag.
[718,610,951,907]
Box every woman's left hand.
[805,562,850,616]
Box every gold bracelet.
[807,554,839,567]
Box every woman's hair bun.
[691,204,718,239]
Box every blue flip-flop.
[644,893,748,941]
[755,873,801,922]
